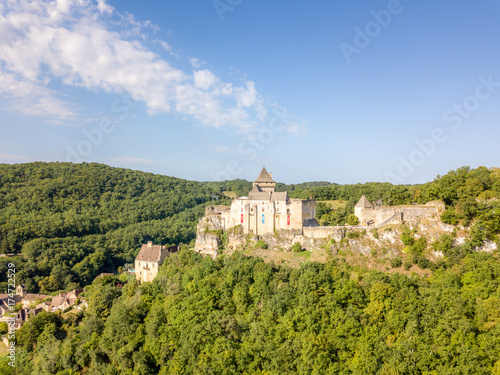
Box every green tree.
[347,214,359,225]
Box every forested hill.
[1,162,499,295]
[0,162,216,293]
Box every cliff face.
[194,215,223,258]
[194,204,497,259]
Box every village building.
[135,242,179,283]
[21,293,51,308]
[0,298,10,316]
[47,289,84,311]
[16,284,27,297]
[15,307,43,329]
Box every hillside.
[1,163,499,295]
[1,163,500,374]
[0,162,218,293]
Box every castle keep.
[207,167,317,235]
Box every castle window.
[262,208,265,212]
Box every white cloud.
[190,58,205,69]
[0,0,273,132]
[0,71,77,119]
[193,69,217,91]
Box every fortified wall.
[354,195,445,227]
[194,168,446,257]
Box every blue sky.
[0,0,499,184]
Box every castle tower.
[354,195,373,220]
[252,166,276,193]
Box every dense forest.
[1,163,500,373]
[4,248,500,374]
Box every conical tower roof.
[254,166,275,183]
[355,195,372,208]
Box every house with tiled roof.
[135,242,179,283]
[50,296,77,311]
[21,293,51,308]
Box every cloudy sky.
[0,0,499,184]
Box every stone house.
[15,307,42,329]
[21,293,51,308]
[50,296,76,311]
[0,298,10,315]
[135,242,179,283]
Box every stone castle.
[194,168,444,256]
[206,167,317,235]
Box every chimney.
[269,172,272,178]
[147,241,152,247]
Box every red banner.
[287,215,290,226]
[241,214,244,224]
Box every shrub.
[390,257,403,268]
[412,237,427,255]
[412,255,434,270]
[291,242,303,252]
[254,240,268,250]
[403,261,412,270]
[347,231,360,239]
[371,229,379,239]
[347,214,359,226]
[432,233,454,256]
[441,208,461,225]
[401,229,415,247]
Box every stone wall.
[303,226,347,241]
[357,201,444,227]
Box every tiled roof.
[50,296,66,307]
[254,166,275,183]
[271,192,288,201]
[355,195,373,208]
[248,191,272,201]
[136,242,166,262]
[22,293,50,301]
